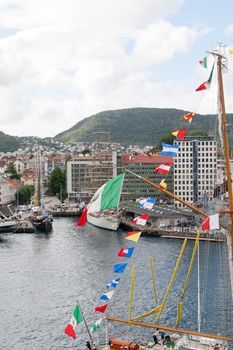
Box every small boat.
[0,220,19,234]
[87,173,125,231]
[31,148,53,233]
[31,206,53,233]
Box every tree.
[16,185,34,205]
[48,167,67,201]
[8,163,21,180]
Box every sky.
[1,0,233,138]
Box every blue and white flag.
[139,197,157,210]
[107,278,120,289]
[160,143,179,157]
[99,290,114,301]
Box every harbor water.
[0,217,232,349]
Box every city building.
[173,136,217,208]
[67,149,120,203]
[121,153,173,202]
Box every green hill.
[54,107,233,145]
[0,131,20,152]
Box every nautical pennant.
[99,290,114,301]
[160,143,179,157]
[118,247,135,258]
[132,214,149,226]
[195,63,215,91]
[91,318,103,332]
[94,304,108,313]
[139,197,157,209]
[154,163,172,175]
[180,112,195,123]
[159,179,167,190]
[201,214,219,231]
[107,278,120,288]
[125,231,142,243]
[172,129,188,141]
[114,263,127,273]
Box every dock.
[120,218,226,242]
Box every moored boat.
[87,173,125,231]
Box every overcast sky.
[0,0,233,137]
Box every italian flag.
[91,318,103,332]
[65,304,83,339]
[196,63,215,91]
[75,173,125,226]
[199,57,207,68]
[201,214,219,231]
[88,173,125,214]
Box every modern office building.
[173,136,217,207]
[121,153,173,202]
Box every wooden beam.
[106,316,233,343]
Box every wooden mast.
[216,52,233,253]
[106,316,233,343]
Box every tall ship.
[31,147,53,233]
[67,46,233,349]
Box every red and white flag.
[201,214,219,231]
[154,163,172,175]
[132,214,149,226]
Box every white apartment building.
[0,178,15,205]
[174,136,217,208]
[67,150,118,203]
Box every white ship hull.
[87,212,120,231]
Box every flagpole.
[76,299,94,346]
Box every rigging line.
[200,236,210,325]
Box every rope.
[176,230,201,325]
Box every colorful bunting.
[118,247,135,258]
[180,112,195,123]
[139,197,157,209]
[160,143,179,157]
[65,304,84,339]
[201,214,219,231]
[114,263,127,273]
[94,304,108,313]
[75,207,88,226]
[172,129,188,141]
[91,318,103,332]
[159,179,167,191]
[155,163,172,175]
[99,291,114,301]
[132,214,149,226]
[196,63,215,91]
[107,278,120,288]
[125,231,142,243]
[199,57,207,68]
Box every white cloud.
[0,0,211,137]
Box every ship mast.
[213,49,233,253]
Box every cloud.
[0,0,210,137]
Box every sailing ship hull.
[87,212,120,231]
[34,220,53,233]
